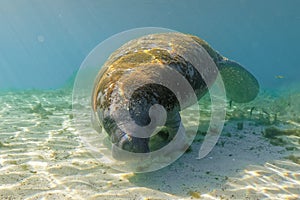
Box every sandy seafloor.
[0,87,299,200]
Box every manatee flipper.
[218,60,259,103]
[190,34,259,103]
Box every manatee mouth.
[111,131,150,160]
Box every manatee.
[91,32,259,159]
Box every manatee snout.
[111,130,150,160]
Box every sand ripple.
[0,89,299,199]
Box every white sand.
[0,89,299,199]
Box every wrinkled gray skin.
[91,33,259,159]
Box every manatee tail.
[218,60,259,103]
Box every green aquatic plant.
[264,126,300,138]
[269,137,287,146]
[263,126,300,150]
[188,190,201,198]
[286,155,300,164]
[224,132,232,137]
[237,122,243,130]
[225,89,300,127]
[29,102,53,118]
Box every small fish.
[275,75,285,79]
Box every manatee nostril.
[122,140,132,151]
[119,134,133,151]
[132,137,150,153]
[110,129,126,144]
[117,134,150,153]
[111,136,150,161]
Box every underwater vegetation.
[222,88,300,166]
[225,90,300,124]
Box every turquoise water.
[0,0,299,90]
[0,1,299,199]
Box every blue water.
[0,0,299,90]
[0,1,299,199]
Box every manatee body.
[91,32,259,158]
